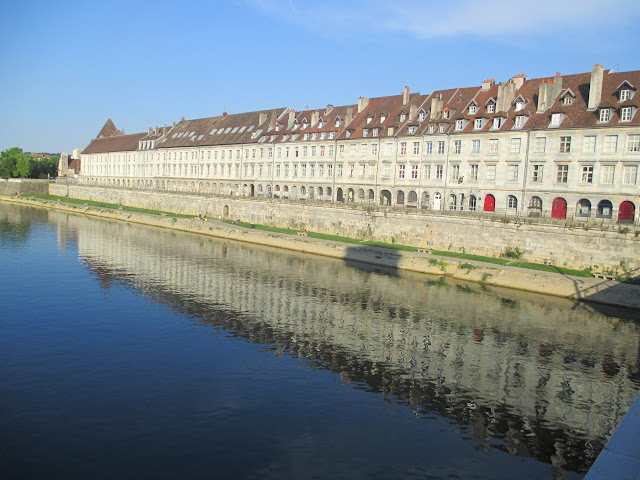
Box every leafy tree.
[0,147,23,178]
[15,154,34,178]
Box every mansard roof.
[83,132,147,154]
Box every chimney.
[325,104,334,115]
[588,63,604,111]
[181,116,185,121]
[482,78,495,90]
[345,106,354,125]
[268,113,276,130]
[222,108,227,117]
[172,121,176,127]
[496,82,516,113]
[511,73,527,90]
[357,96,369,113]
[537,74,563,112]
[402,85,410,105]
[148,127,153,134]
[259,112,268,124]
[430,96,443,120]
[409,104,418,121]
[311,110,320,127]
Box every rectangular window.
[628,134,640,152]
[413,142,420,155]
[383,164,390,178]
[398,164,405,179]
[437,141,445,154]
[311,146,316,157]
[583,135,596,153]
[470,164,478,181]
[349,164,354,177]
[534,137,546,153]
[451,164,460,180]
[328,145,334,157]
[604,135,618,153]
[327,164,333,176]
[486,165,496,182]
[411,164,418,179]
[488,139,498,154]
[310,164,314,177]
[581,165,594,183]
[302,146,308,157]
[455,119,464,130]
[423,164,431,179]
[621,107,632,122]
[384,143,393,155]
[556,164,568,183]
[599,108,611,122]
[320,146,326,157]
[510,138,521,154]
[532,164,543,182]
[400,142,407,155]
[360,144,367,155]
[435,165,443,180]
[371,144,378,155]
[601,165,615,184]
[514,116,526,129]
[474,118,483,130]
[623,165,638,185]
[426,141,433,155]
[507,164,519,182]
[339,144,344,154]
[454,140,461,154]
[319,164,324,177]
[336,164,342,177]
[472,140,480,154]
[559,136,571,153]
[360,164,366,177]
[301,164,306,176]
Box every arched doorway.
[618,201,636,222]
[528,196,542,217]
[223,205,230,219]
[468,195,477,211]
[449,194,457,210]
[250,184,255,197]
[551,197,567,219]
[347,188,355,202]
[380,190,391,206]
[397,190,405,205]
[434,192,442,210]
[337,188,344,202]
[483,194,495,212]
[421,192,430,209]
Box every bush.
[503,247,523,259]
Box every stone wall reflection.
[52,210,640,474]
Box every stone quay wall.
[49,184,640,273]
[1,178,49,196]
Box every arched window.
[326,187,332,197]
[421,191,430,209]
[317,186,323,196]
[576,198,591,216]
[397,190,405,205]
[448,194,457,210]
[507,195,518,210]
[468,195,477,211]
[309,187,314,199]
[368,189,374,200]
[358,188,365,199]
[597,200,612,218]
[381,190,392,206]
[408,191,418,203]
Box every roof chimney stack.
[511,73,527,90]
[358,96,370,113]
[259,112,268,125]
[588,63,604,111]
[325,104,334,115]
[402,85,410,105]
[345,106,354,125]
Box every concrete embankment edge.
[5,196,640,310]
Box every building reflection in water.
[52,210,640,475]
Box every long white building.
[79,63,640,223]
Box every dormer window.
[292,124,299,130]
[550,113,562,127]
[620,89,631,101]
[492,118,503,129]
[408,126,417,135]
[335,118,341,127]
[418,112,426,122]
[318,121,324,128]
[563,96,573,106]
[329,132,335,139]
[487,104,495,113]
[399,113,406,122]
[474,118,483,130]
[380,115,386,123]
[442,110,450,119]
[388,127,395,135]
[302,123,308,130]
[303,133,309,140]
[428,124,435,133]
[346,130,352,138]
[439,124,446,133]
[320,132,326,140]
[366,116,372,124]
[620,107,633,122]
[469,105,477,114]
[515,101,524,112]
[599,108,611,123]
[311,133,318,140]
[514,115,527,129]
[363,129,369,137]
[372,128,379,137]
[455,119,464,131]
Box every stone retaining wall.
[49,184,640,273]
[1,178,49,195]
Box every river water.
[1,202,639,479]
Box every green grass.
[25,193,193,218]
[430,250,511,265]
[507,262,593,277]
[222,220,299,235]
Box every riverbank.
[4,195,640,310]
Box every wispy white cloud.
[245,0,639,39]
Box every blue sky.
[1,0,639,154]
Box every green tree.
[15,154,34,178]
[0,147,23,178]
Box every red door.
[618,201,636,222]
[483,194,495,212]
[551,197,567,219]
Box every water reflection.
[3,203,639,477]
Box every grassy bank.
[25,193,193,219]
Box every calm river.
[1,202,639,479]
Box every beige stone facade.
[78,64,640,225]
